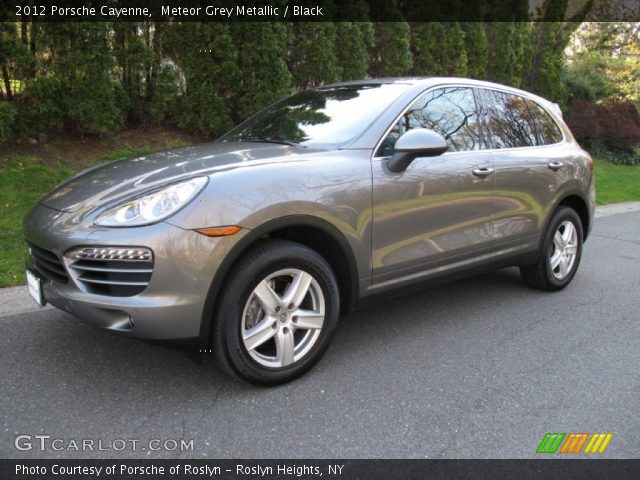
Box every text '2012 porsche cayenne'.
[25,78,595,385]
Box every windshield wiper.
[237,137,300,147]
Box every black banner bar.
[4,0,640,22]
[3,459,640,480]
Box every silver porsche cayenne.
[24,78,595,385]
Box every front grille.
[67,247,154,297]
[28,243,69,284]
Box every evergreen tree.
[369,22,413,77]
[29,22,123,135]
[411,23,467,77]
[335,22,373,81]
[410,23,438,75]
[229,22,292,121]
[289,23,340,89]
[165,22,239,136]
[485,22,532,87]
[462,22,488,79]
[112,22,154,124]
[443,22,468,76]
[525,23,568,101]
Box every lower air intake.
[67,247,154,297]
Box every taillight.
[587,156,594,171]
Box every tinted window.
[223,83,412,148]
[479,89,562,148]
[379,87,483,156]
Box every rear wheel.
[212,239,339,385]
[520,206,583,291]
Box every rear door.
[476,88,566,243]
[371,86,497,279]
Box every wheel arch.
[556,193,591,241]
[198,215,360,349]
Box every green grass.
[1,154,639,287]
[594,159,640,205]
[99,145,157,161]
[0,156,75,286]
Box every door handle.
[547,162,564,171]
[472,167,495,178]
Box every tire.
[212,239,340,386]
[520,206,584,291]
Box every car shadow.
[6,267,536,398]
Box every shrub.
[14,75,124,138]
[14,77,66,136]
[566,97,640,165]
[0,102,17,143]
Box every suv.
[25,78,595,385]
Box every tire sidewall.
[217,242,340,385]
[542,207,584,289]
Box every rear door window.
[478,88,563,148]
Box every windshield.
[222,83,412,148]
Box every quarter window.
[379,87,484,156]
[524,99,563,145]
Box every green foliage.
[146,63,181,125]
[289,23,340,89]
[591,145,640,166]
[411,22,467,76]
[13,23,124,136]
[564,53,620,103]
[462,23,488,79]
[111,22,155,124]
[229,23,292,122]
[15,76,66,134]
[0,22,33,100]
[369,22,413,77]
[485,22,533,88]
[525,23,569,103]
[0,101,16,143]
[0,15,599,140]
[165,22,239,137]
[335,22,373,81]
[567,23,640,105]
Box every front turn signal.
[195,225,242,237]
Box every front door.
[371,86,497,281]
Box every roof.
[321,77,559,112]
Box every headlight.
[94,177,208,227]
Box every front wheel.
[520,206,584,291]
[212,239,340,385]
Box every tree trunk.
[21,19,28,45]
[2,65,13,101]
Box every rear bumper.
[24,202,240,340]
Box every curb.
[0,285,53,318]
[2,201,640,318]
[594,201,640,218]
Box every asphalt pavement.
[1,208,639,459]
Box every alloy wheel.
[549,220,579,280]
[241,268,325,368]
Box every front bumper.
[24,202,238,340]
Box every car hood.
[40,141,316,213]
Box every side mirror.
[386,128,448,173]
